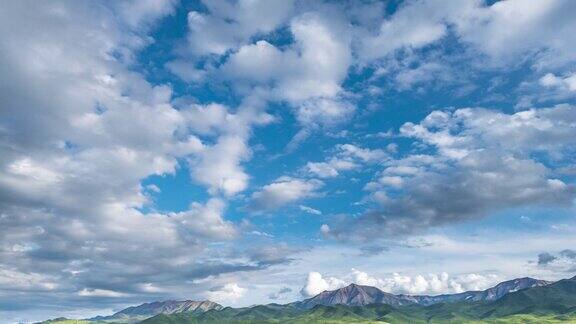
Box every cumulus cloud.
[3,0,576,320]
[453,0,576,68]
[189,135,251,196]
[170,198,237,241]
[540,72,576,92]
[359,1,471,61]
[249,177,323,212]
[350,269,499,295]
[294,98,355,128]
[300,269,500,297]
[306,160,357,179]
[184,99,275,197]
[306,144,387,178]
[300,272,346,297]
[185,0,294,56]
[219,7,354,149]
[206,283,246,303]
[0,1,283,315]
[330,105,576,240]
[360,0,576,68]
[223,11,351,103]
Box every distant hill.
[42,276,576,324]
[139,276,575,324]
[88,300,222,323]
[292,283,414,308]
[475,275,576,318]
[292,277,550,309]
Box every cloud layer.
[1,0,576,322]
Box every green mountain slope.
[139,277,576,324]
[139,302,576,324]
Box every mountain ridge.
[88,299,222,323]
[138,275,576,323]
[293,276,551,309]
[40,276,557,323]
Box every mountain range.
[292,277,551,309]
[41,276,576,324]
[88,300,222,323]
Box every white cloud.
[306,144,386,178]
[299,205,322,215]
[276,12,351,103]
[394,62,451,90]
[185,0,294,56]
[0,2,277,314]
[0,267,58,292]
[295,98,355,128]
[250,177,323,212]
[539,72,576,92]
[452,0,576,68]
[350,269,499,295]
[190,135,251,196]
[320,224,331,237]
[185,99,275,197]
[223,40,286,83]
[222,9,354,137]
[332,105,576,239]
[378,176,404,188]
[181,103,233,136]
[300,272,346,297]
[3,0,576,319]
[78,288,129,298]
[115,0,178,29]
[360,0,576,69]
[306,159,357,179]
[206,283,246,303]
[170,198,237,240]
[338,144,387,163]
[300,269,499,297]
[359,1,471,61]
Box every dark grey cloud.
[538,252,558,265]
[560,249,576,259]
[534,249,576,272]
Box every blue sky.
[1,0,576,322]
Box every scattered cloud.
[330,105,576,240]
[78,288,129,298]
[249,177,323,212]
[3,0,576,320]
[170,198,237,241]
[306,144,386,178]
[540,72,576,92]
[349,269,500,295]
[299,205,322,215]
[206,283,246,304]
[299,269,500,297]
[535,249,576,272]
[300,272,346,297]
